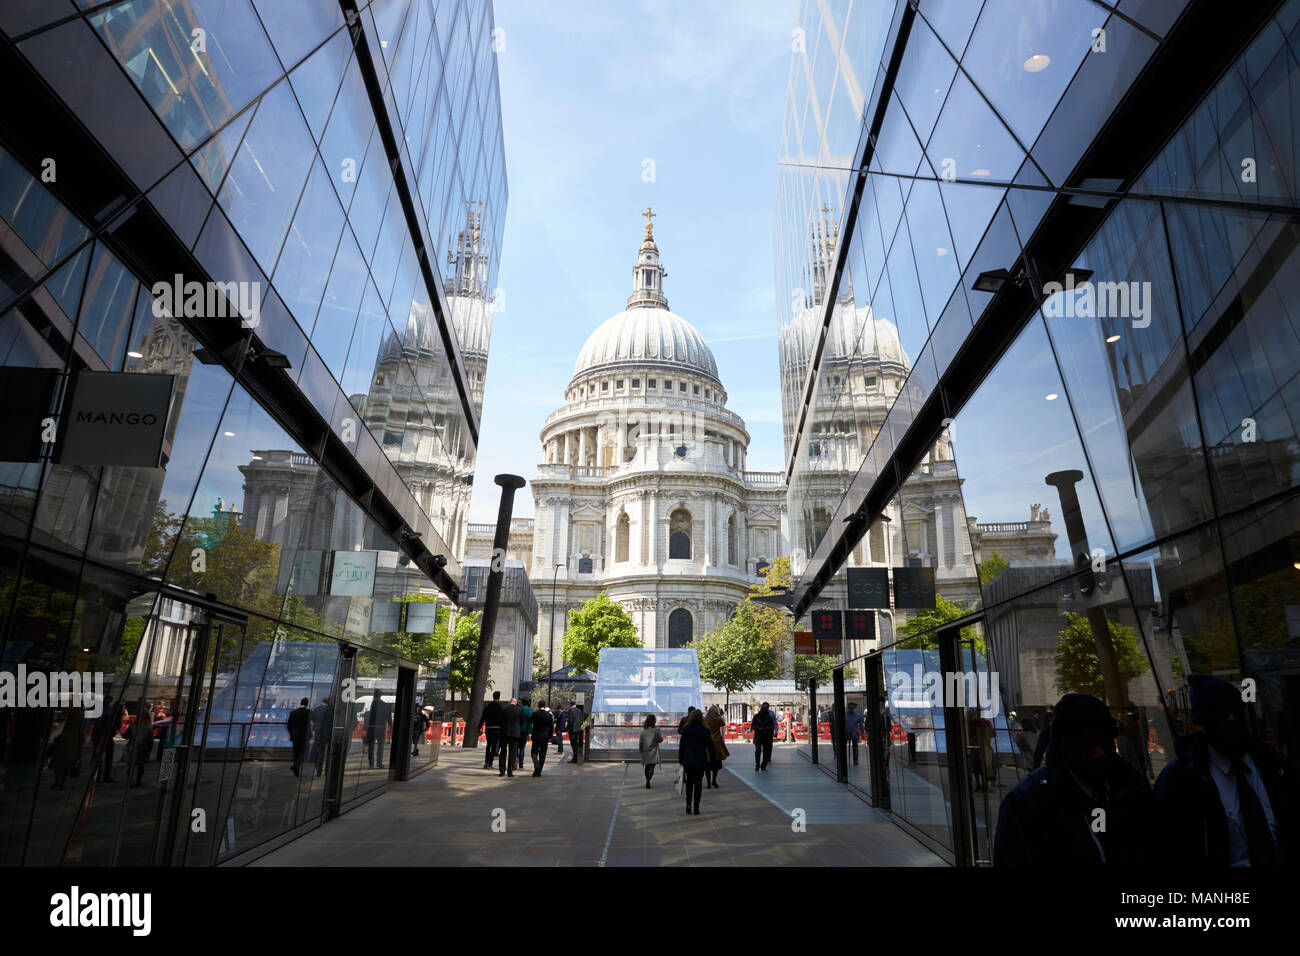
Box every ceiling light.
[1045,393,1059,401]
[933,87,940,94]
[936,247,948,256]
[1106,334,1121,343]
[127,350,143,359]
[1024,54,1050,72]
[223,430,236,437]
[971,168,991,177]
[1294,562,1300,570]
[252,455,263,460]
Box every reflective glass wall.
[0,0,505,865]
[778,0,1300,860]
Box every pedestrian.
[1155,676,1293,867]
[530,700,555,776]
[704,705,729,788]
[129,704,154,787]
[751,701,776,771]
[517,697,532,770]
[678,709,715,815]
[49,707,86,790]
[499,697,523,777]
[364,690,390,769]
[310,697,333,777]
[412,705,430,756]
[678,706,696,736]
[994,693,1161,866]
[92,694,121,783]
[640,714,664,788]
[287,697,311,776]
[566,700,585,763]
[480,691,504,769]
[845,702,863,766]
[554,703,568,755]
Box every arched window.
[669,508,692,559]
[668,608,693,648]
[615,512,630,564]
[727,514,738,566]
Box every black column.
[832,667,848,783]
[1046,469,1123,707]
[463,474,526,748]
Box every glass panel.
[251,0,343,71]
[220,80,315,271]
[89,0,280,153]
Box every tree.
[977,551,1009,586]
[532,645,548,681]
[690,604,777,705]
[895,594,985,655]
[446,611,486,701]
[1054,611,1150,699]
[379,593,450,667]
[743,556,796,675]
[561,592,640,672]
[794,653,838,690]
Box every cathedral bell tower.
[627,207,669,310]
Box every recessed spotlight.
[1106,334,1121,343]
[1045,393,1059,401]
[127,350,143,358]
[936,247,948,256]
[223,430,236,437]
[971,168,991,177]
[1024,54,1050,72]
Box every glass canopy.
[587,648,703,760]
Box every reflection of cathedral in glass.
[780,217,984,617]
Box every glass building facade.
[0,0,505,865]
[777,0,1300,863]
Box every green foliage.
[118,617,146,672]
[794,653,837,690]
[562,592,640,672]
[743,556,795,675]
[532,645,548,681]
[690,604,778,700]
[1053,611,1150,699]
[446,611,485,700]
[895,594,985,654]
[977,551,1009,586]
[374,593,449,667]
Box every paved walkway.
[251,741,946,867]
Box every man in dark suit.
[498,697,523,777]
[364,691,392,769]
[1156,676,1294,867]
[566,701,585,763]
[310,697,333,777]
[287,697,311,776]
[994,693,1161,866]
[480,691,504,769]
[751,702,776,771]
[530,701,556,776]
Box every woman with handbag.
[704,705,729,788]
[639,714,664,788]
[677,710,715,815]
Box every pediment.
[571,504,606,521]
[748,508,779,524]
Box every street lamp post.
[548,563,564,707]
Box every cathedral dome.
[572,307,719,384]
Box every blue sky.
[467,0,794,521]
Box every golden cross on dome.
[642,207,656,236]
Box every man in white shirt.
[1156,676,1291,867]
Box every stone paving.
[251,741,946,867]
